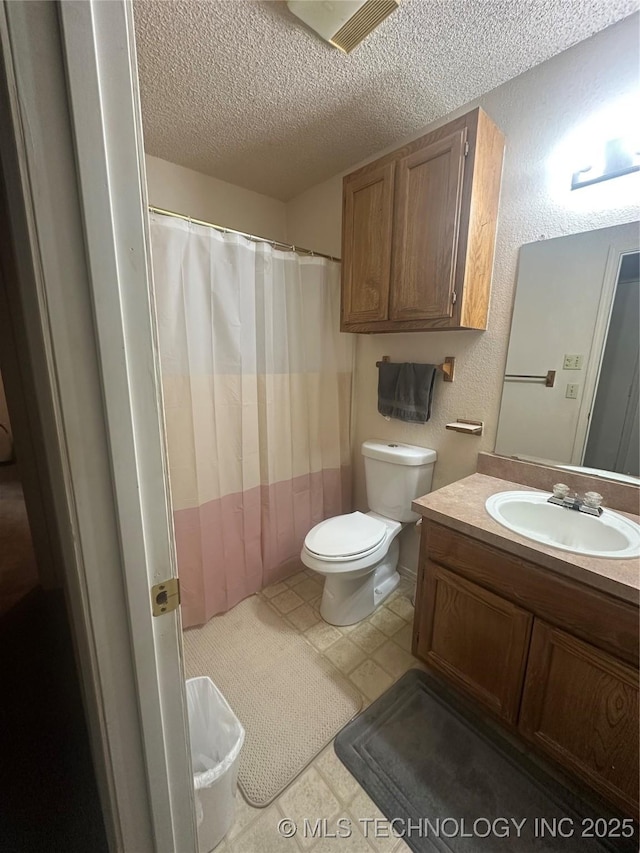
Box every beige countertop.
[412,473,640,606]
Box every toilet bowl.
[301,441,437,626]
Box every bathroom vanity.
[411,473,640,819]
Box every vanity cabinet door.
[341,161,395,326]
[416,562,532,724]
[519,621,639,817]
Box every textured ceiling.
[134,0,638,201]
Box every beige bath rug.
[182,595,362,807]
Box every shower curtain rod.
[148,206,341,263]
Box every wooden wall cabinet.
[414,520,640,818]
[341,108,505,333]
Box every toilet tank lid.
[362,440,437,466]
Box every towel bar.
[504,370,556,387]
[375,355,455,382]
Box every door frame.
[571,241,640,465]
[0,1,196,850]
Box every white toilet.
[301,440,437,626]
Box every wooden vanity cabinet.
[414,520,640,817]
[340,108,504,333]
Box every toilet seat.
[302,511,401,576]
[303,511,387,561]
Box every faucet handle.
[551,483,570,499]
[583,491,603,509]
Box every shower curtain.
[150,213,355,628]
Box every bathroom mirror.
[495,221,640,483]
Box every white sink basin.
[485,491,640,559]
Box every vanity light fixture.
[571,136,640,190]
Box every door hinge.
[451,291,457,305]
[464,140,469,156]
[151,577,180,616]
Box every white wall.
[145,154,289,243]
[286,14,640,510]
[495,223,639,463]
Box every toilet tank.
[362,440,437,522]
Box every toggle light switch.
[565,383,579,399]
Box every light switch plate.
[566,383,579,399]
[563,354,584,370]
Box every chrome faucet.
[547,484,604,517]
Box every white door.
[0,1,196,850]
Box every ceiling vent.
[287,0,399,54]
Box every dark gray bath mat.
[335,669,637,853]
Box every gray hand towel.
[377,362,437,423]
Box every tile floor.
[215,570,423,853]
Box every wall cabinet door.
[390,129,466,321]
[341,161,395,325]
[416,562,532,723]
[519,621,639,817]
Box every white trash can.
[186,676,245,853]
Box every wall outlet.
[565,383,579,399]
[563,354,584,370]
